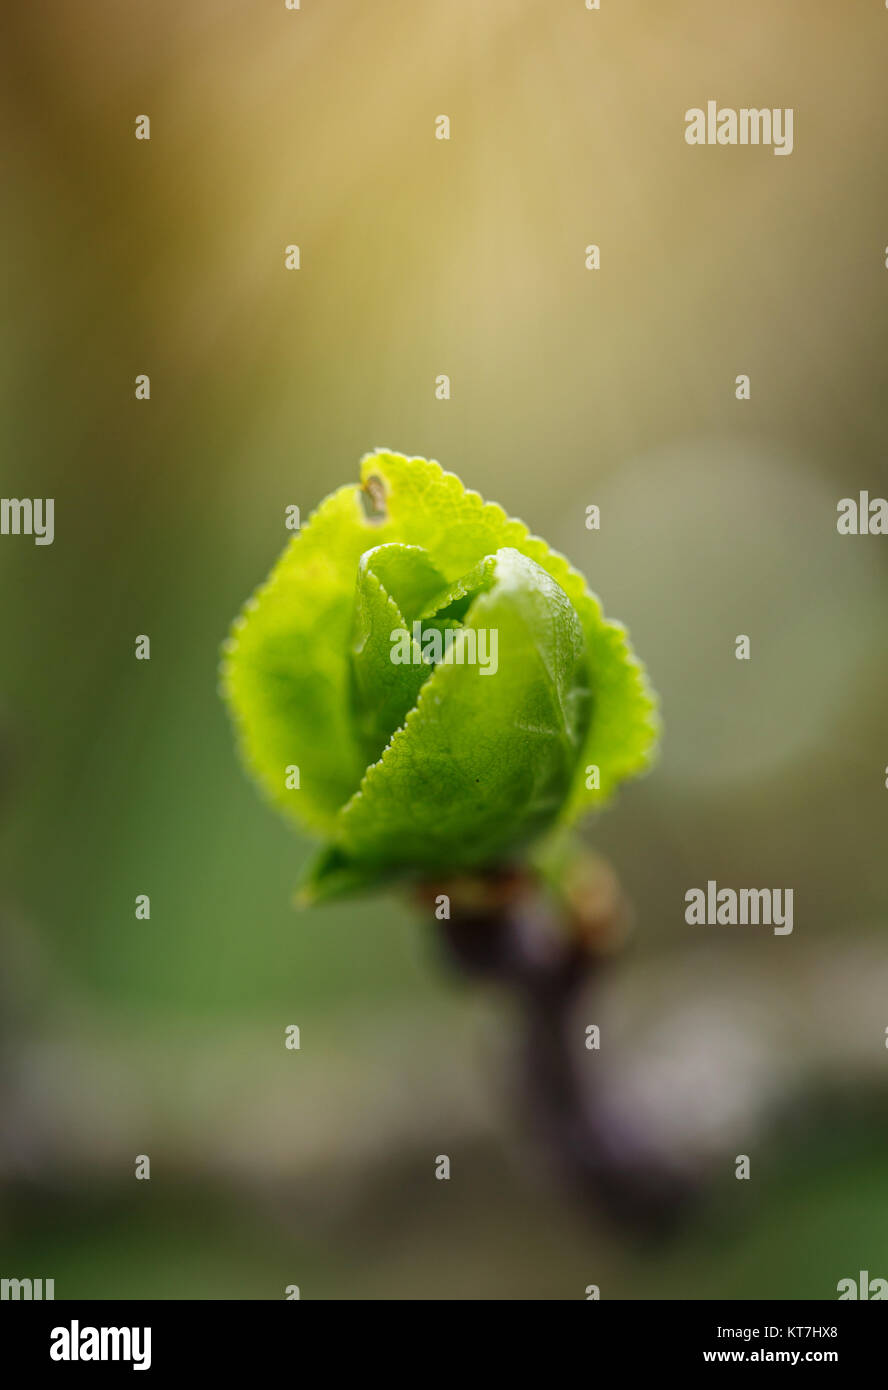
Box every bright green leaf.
[221,451,660,900]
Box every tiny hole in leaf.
[360,476,388,524]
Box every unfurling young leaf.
[221,451,659,902]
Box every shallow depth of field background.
[3,0,888,1298]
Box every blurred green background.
[2,0,888,1298]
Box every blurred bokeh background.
[3,0,888,1298]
